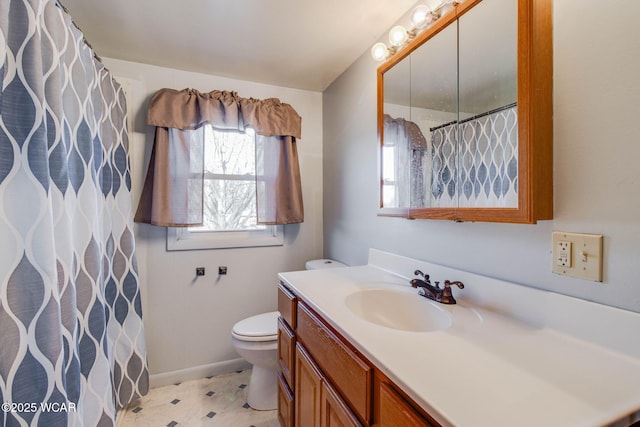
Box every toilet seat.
[232,311,279,342]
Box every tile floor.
[118,370,279,427]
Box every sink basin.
[345,288,452,332]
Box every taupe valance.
[135,88,304,227]
[147,88,301,138]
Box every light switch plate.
[552,232,603,281]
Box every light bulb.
[388,25,408,47]
[371,43,389,61]
[439,0,456,15]
[411,5,432,29]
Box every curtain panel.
[134,88,304,226]
[383,115,427,208]
[0,1,148,426]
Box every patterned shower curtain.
[429,104,518,208]
[0,1,148,426]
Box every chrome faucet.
[410,270,465,304]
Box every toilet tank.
[305,259,347,270]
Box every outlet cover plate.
[552,232,603,281]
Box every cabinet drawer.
[379,382,437,427]
[278,316,295,388]
[297,302,372,425]
[278,283,297,329]
[277,372,295,427]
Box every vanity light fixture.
[411,4,438,29]
[389,25,410,46]
[371,42,392,62]
[371,0,460,62]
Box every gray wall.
[323,0,640,313]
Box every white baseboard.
[148,358,251,389]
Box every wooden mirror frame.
[377,0,552,223]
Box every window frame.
[166,224,284,251]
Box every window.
[167,126,283,250]
[381,145,397,207]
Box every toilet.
[231,258,346,410]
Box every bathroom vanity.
[277,282,438,426]
[276,250,640,427]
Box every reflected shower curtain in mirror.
[0,1,148,426]
[429,104,518,208]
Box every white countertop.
[278,250,640,427]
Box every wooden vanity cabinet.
[295,343,323,427]
[278,372,295,427]
[321,380,362,427]
[378,382,438,427]
[278,283,297,328]
[296,302,372,425]
[278,317,295,388]
[277,284,297,427]
[278,282,440,427]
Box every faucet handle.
[441,280,464,304]
[414,270,430,282]
[444,280,464,290]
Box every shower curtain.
[0,1,148,426]
[430,104,518,208]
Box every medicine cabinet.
[377,0,552,223]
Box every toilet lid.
[232,311,279,341]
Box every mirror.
[378,0,552,223]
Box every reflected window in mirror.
[382,115,427,208]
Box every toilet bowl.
[231,258,346,410]
[231,311,280,410]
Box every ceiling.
[61,0,418,92]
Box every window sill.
[166,226,284,251]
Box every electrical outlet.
[556,241,572,267]
[552,232,603,281]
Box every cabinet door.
[295,343,322,427]
[321,381,362,427]
[379,382,437,427]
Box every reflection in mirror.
[382,115,427,208]
[409,23,458,208]
[380,0,523,212]
[381,54,410,208]
[458,0,517,208]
